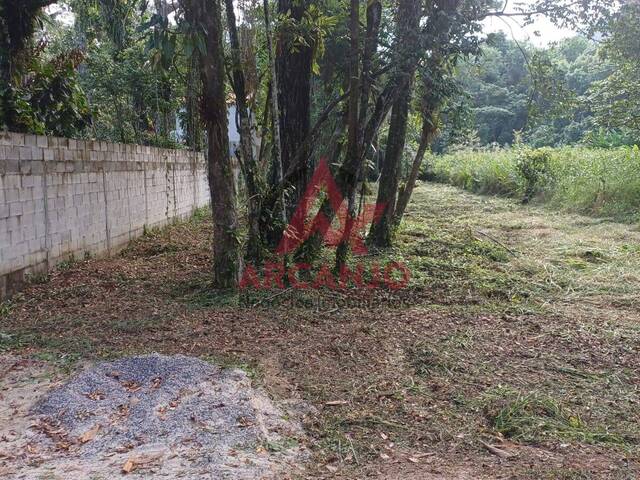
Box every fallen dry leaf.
[79,424,100,444]
[122,450,166,473]
[122,459,135,474]
[83,390,105,401]
[120,380,141,393]
[481,441,515,460]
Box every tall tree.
[276,0,313,216]
[335,0,361,267]
[369,0,422,248]
[260,0,286,248]
[182,0,241,288]
[395,58,451,224]
[359,0,382,144]
[224,0,263,263]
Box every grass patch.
[429,146,640,222]
[408,342,454,376]
[482,389,629,446]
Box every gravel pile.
[13,354,306,479]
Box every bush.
[516,148,551,203]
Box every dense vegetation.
[435,5,640,153]
[428,146,640,222]
[425,3,640,224]
[435,34,613,151]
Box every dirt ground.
[1,183,639,479]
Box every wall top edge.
[0,131,205,159]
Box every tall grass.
[428,146,640,222]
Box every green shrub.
[516,147,552,203]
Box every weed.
[482,389,628,446]
[407,342,456,376]
[516,147,552,203]
[263,437,299,453]
[33,351,81,374]
[0,301,14,318]
[26,271,50,285]
[201,354,261,380]
[0,331,25,351]
[57,254,78,272]
[190,206,210,224]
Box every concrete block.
[5,188,19,203]
[18,147,32,161]
[7,146,20,161]
[25,134,37,147]
[9,202,23,217]
[19,187,33,202]
[9,133,25,146]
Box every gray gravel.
[12,354,306,479]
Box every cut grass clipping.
[482,389,627,446]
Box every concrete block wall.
[0,132,209,299]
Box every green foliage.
[0,0,91,135]
[13,50,91,136]
[428,148,521,196]
[515,147,551,203]
[277,4,337,75]
[431,146,640,222]
[438,33,612,152]
[586,3,640,145]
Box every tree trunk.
[335,0,361,268]
[359,0,382,146]
[369,0,421,249]
[386,1,459,229]
[276,0,313,217]
[394,114,436,225]
[186,55,204,151]
[182,0,241,289]
[369,83,414,247]
[224,0,263,263]
[260,0,286,248]
[394,54,451,226]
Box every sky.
[482,0,577,47]
[49,0,579,48]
